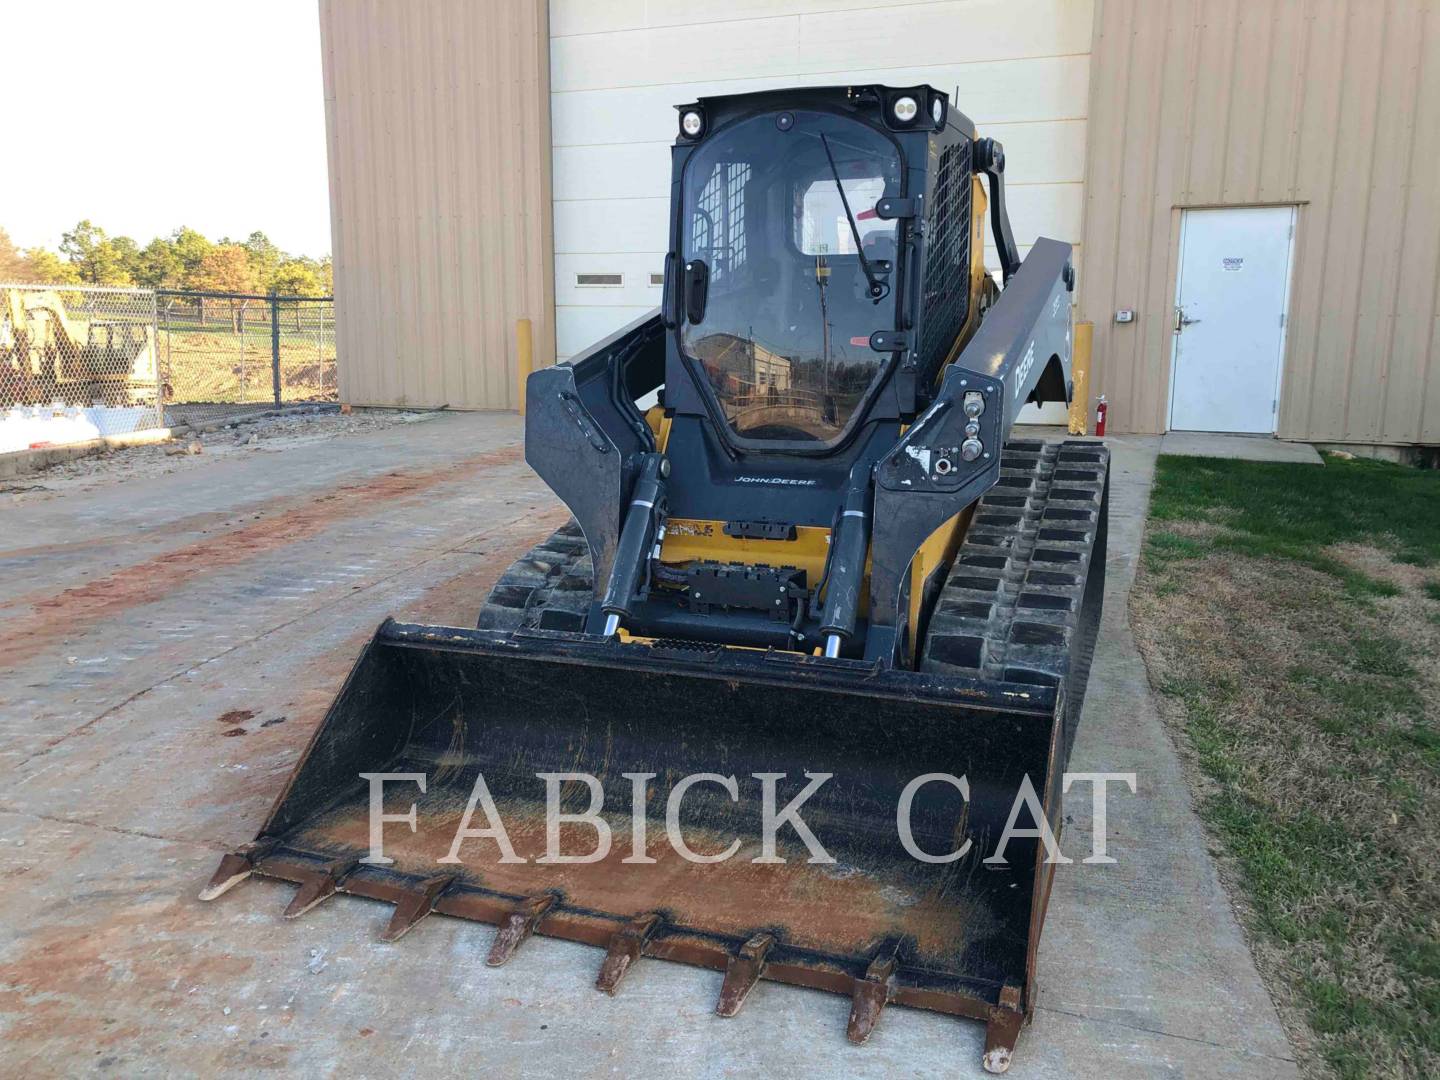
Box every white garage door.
[549,0,1094,405]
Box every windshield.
[679,110,902,445]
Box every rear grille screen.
[918,140,972,378]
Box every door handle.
[1174,305,1201,334]
[683,259,709,324]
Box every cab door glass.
[679,111,902,446]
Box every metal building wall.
[1079,0,1440,444]
[548,0,1095,365]
[320,0,554,410]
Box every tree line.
[0,221,332,296]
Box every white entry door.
[1169,206,1295,433]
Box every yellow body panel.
[645,404,669,445]
[905,506,973,655]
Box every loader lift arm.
[867,237,1074,660]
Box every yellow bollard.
[1068,321,1092,436]
[515,317,533,415]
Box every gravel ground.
[2,408,445,503]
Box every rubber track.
[920,438,1110,768]
[476,519,594,631]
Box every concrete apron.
[0,415,1296,1077]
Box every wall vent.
[576,272,622,287]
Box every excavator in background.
[203,84,1109,1073]
[0,286,158,407]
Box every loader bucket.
[203,621,1069,1073]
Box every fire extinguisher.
[1095,395,1108,437]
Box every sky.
[1,0,331,257]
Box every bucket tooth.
[198,838,278,901]
[982,984,1025,1074]
[595,912,663,995]
[486,893,557,967]
[715,933,775,1018]
[846,948,899,1044]
[380,873,457,942]
[283,856,359,919]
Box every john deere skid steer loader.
[203,85,1109,1073]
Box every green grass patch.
[1148,454,1440,567]
[1134,452,1440,1078]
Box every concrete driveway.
[0,413,1297,1077]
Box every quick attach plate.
[683,563,807,619]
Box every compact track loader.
[204,85,1109,1073]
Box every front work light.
[892,96,919,123]
[680,110,704,138]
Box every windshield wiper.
[819,133,885,302]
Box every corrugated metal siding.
[1080,0,1440,443]
[549,0,1094,362]
[320,0,554,409]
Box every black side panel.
[865,239,1074,661]
[525,312,663,592]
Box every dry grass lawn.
[159,315,336,405]
[1130,454,1439,1080]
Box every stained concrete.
[1159,431,1324,465]
[0,414,1297,1077]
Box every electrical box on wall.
[1115,309,1134,323]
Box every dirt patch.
[1328,542,1436,594]
[188,511,573,821]
[0,874,288,1072]
[1131,540,1440,1079]
[396,509,573,628]
[3,444,522,673]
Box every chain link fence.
[2,284,338,452]
[157,289,337,427]
[1,283,162,453]
[1,283,336,452]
